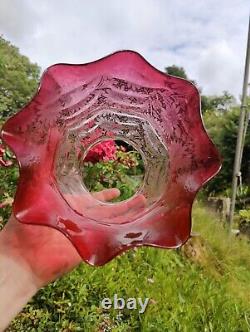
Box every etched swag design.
[1,51,221,265]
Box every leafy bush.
[239,209,250,222]
[238,209,250,238]
[203,106,250,195]
[0,36,40,119]
[0,140,19,227]
[0,141,14,167]
[83,143,144,202]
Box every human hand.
[0,188,146,331]
[0,188,123,287]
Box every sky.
[0,0,249,98]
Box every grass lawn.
[5,203,250,332]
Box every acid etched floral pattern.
[0,51,221,266]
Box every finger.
[113,194,147,215]
[63,193,93,211]
[110,206,147,224]
[126,194,147,210]
[86,194,147,219]
[63,188,121,213]
[92,188,120,202]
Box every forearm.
[0,240,39,331]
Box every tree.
[165,64,198,88]
[201,91,236,113]
[0,36,40,119]
[165,65,188,79]
[203,106,250,194]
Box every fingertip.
[132,194,147,207]
[112,188,120,197]
[106,188,120,201]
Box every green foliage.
[0,163,19,227]
[239,209,250,222]
[83,150,144,202]
[192,204,250,299]
[164,64,199,89]
[203,106,250,194]
[201,91,236,113]
[223,185,250,210]
[165,65,188,79]
[0,36,40,119]
[4,204,250,331]
[239,209,250,232]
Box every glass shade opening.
[81,139,145,202]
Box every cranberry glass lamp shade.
[1,51,221,266]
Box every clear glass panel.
[81,139,145,202]
[55,109,168,223]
